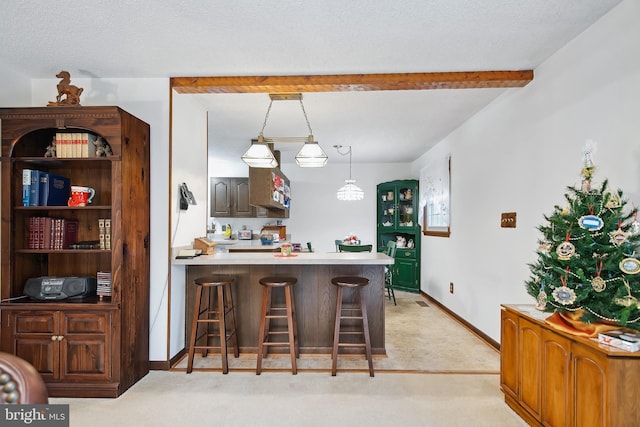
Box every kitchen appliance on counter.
[238,229,253,240]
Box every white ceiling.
[0,0,623,164]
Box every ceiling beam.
[171,70,533,94]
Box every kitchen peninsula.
[173,251,393,355]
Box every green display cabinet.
[377,180,420,293]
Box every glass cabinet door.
[396,185,416,228]
[378,185,396,228]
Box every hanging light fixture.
[241,93,327,168]
[241,135,278,168]
[334,145,364,201]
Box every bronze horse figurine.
[53,71,83,105]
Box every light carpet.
[51,292,527,426]
[172,291,500,373]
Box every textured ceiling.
[0,1,623,163]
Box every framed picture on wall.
[423,156,451,237]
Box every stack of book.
[54,132,100,158]
[99,218,112,250]
[27,217,79,249]
[96,271,112,298]
[22,169,71,206]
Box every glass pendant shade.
[334,144,364,201]
[295,137,328,167]
[244,93,327,168]
[337,179,365,201]
[241,137,278,168]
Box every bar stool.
[331,276,374,377]
[256,276,299,375]
[187,275,239,374]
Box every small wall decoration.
[422,155,451,237]
[47,71,83,106]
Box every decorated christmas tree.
[526,143,640,329]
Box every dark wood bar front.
[176,252,392,355]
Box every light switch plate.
[501,212,517,228]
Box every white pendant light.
[334,145,364,201]
[295,135,328,167]
[241,135,278,168]
[242,93,328,168]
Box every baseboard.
[420,291,500,351]
[150,349,187,371]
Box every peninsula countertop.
[172,251,394,265]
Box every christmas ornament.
[609,225,627,246]
[630,211,640,236]
[591,277,606,292]
[536,290,547,310]
[605,193,621,209]
[556,241,576,260]
[538,241,552,254]
[578,214,604,231]
[619,257,640,275]
[614,280,638,307]
[552,286,577,305]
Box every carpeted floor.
[51,291,527,427]
[172,290,500,374]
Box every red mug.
[68,186,95,207]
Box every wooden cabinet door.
[395,257,417,291]
[500,309,519,400]
[59,311,111,381]
[3,310,58,382]
[231,178,253,217]
[541,329,571,427]
[571,343,607,427]
[519,318,542,421]
[210,178,232,217]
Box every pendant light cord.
[259,98,313,137]
[259,100,274,137]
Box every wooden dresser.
[500,304,640,427]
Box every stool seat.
[331,276,369,288]
[331,275,374,377]
[259,277,298,287]
[195,275,236,287]
[187,275,238,374]
[256,276,299,375]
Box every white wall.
[0,68,30,107]
[412,0,640,343]
[170,92,209,357]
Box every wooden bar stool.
[331,276,374,377]
[187,275,239,374]
[256,276,299,375]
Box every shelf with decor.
[376,179,420,293]
[0,106,150,398]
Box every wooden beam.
[171,70,533,94]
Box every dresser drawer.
[396,249,416,259]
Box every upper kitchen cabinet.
[210,177,253,218]
[248,167,290,219]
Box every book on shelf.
[54,132,99,158]
[105,218,111,250]
[39,172,71,206]
[598,330,640,352]
[22,169,41,206]
[96,271,112,298]
[28,216,78,250]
